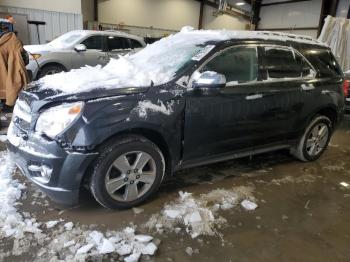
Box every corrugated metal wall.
[0,5,83,45]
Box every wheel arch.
[313,106,338,128]
[81,127,173,189]
[37,62,68,79]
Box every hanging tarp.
[319,15,350,72]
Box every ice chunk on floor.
[64,222,74,231]
[340,182,350,188]
[164,209,181,219]
[98,238,115,254]
[76,243,94,254]
[125,252,141,262]
[241,200,258,210]
[141,242,157,255]
[45,220,59,229]
[134,234,153,243]
[145,186,256,238]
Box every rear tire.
[291,115,332,162]
[38,64,65,79]
[90,135,165,209]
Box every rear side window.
[130,39,143,48]
[303,49,342,77]
[107,36,131,51]
[81,35,104,50]
[262,47,314,79]
[201,46,258,84]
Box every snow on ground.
[0,148,258,260]
[37,27,325,95]
[144,186,257,239]
[0,151,158,261]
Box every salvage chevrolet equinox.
[7,28,346,209]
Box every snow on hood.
[24,44,60,53]
[37,28,325,94]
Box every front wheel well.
[82,128,172,188]
[37,62,67,79]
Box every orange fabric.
[0,32,28,106]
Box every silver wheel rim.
[306,123,329,156]
[105,151,157,202]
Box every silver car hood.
[24,44,63,53]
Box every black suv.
[7,30,346,209]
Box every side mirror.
[74,44,87,52]
[192,71,226,89]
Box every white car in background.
[24,30,146,80]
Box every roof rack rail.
[257,30,317,43]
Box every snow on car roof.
[38,27,326,94]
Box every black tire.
[38,64,65,79]
[291,115,332,162]
[90,135,165,209]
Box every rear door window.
[107,36,131,51]
[201,46,258,85]
[81,35,104,50]
[303,49,342,77]
[262,47,314,79]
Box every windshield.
[48,31,85,48]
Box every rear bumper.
[6,125,97,206]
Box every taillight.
[343,80,349,97]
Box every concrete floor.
[1,115,350,261]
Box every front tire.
[291,115,332,162]
[38,64,65,79]
[90,135,165,209]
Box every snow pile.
[0,151,43,239]
[42,226,159,261]
[37,28,324,94]
[145,186,257,238]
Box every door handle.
[246,93,263,100]
[301,83,315,91]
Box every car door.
[258,45,318,142]
[72,35,109,68]
[106,36,132,59]
[182,44,315,163]
[183,45,269,162]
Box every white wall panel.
[98,0,200,31]
[259,0,321,29]
[0,0,81,14]
[0,6,83,44]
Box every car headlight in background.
[35,102,84,139]
[29,53,42,60]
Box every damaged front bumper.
[6,123,98,206]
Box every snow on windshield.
[48,31,86,48]
[38,28,324,94]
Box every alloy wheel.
[305,123,329,156]
[105,151,157,202]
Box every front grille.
[12,99,32,131]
